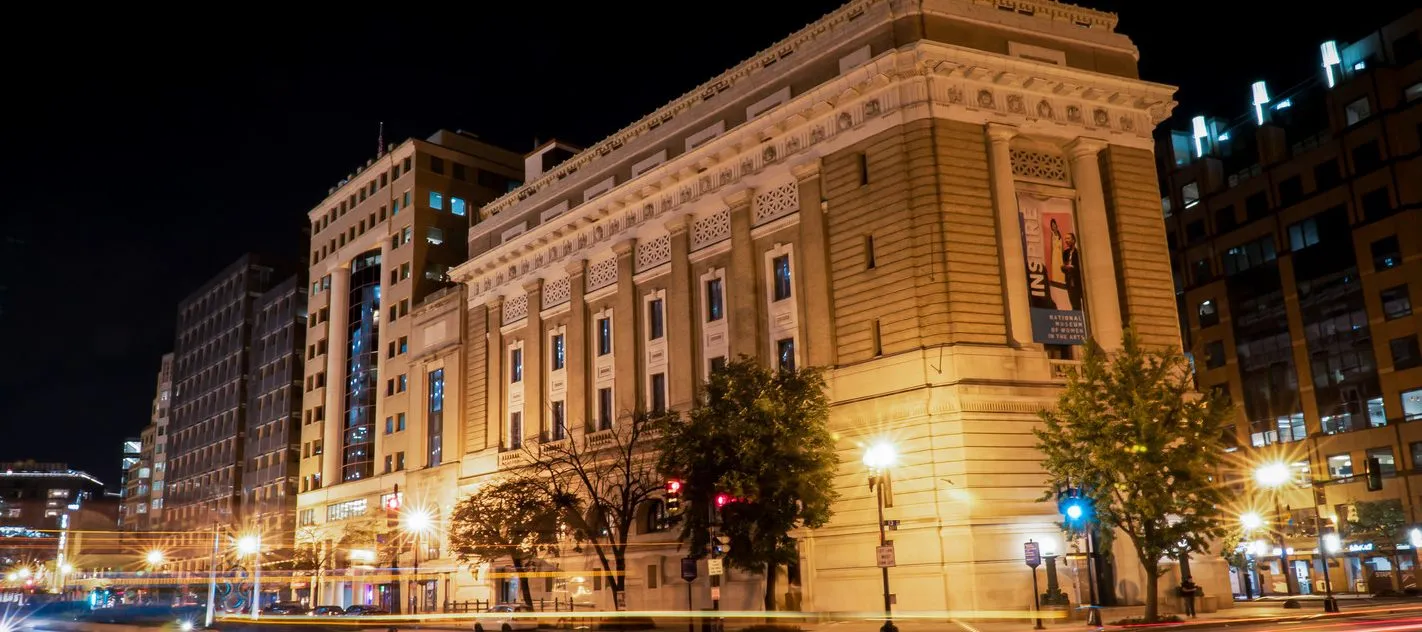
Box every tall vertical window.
[510,348,524,383]
[1345,97,1371,125]
[706,279,724,321]
[427,368,444,467]
[777,338,796,371]
[598,387,613,430]
[509,412,523,449]
[597,318,612,356]
[648,299,664,340]
[429,191,444,210]
[864,235,876,269]
[1403,388,1422,422]
[871,319,883,356]
[450,197,467,216]
[342,251,382,482]
[551,401,567,440]
[772,255,793,301]
[650,373,667,413]
[550,334,566,370]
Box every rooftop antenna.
[377,122,385,157]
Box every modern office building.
[294,130,522,608]
[296,0,1195,614]
[115,438,141,529]
[149,353,173,528]
[1160,10,1420,595]
[0,461,109,571]
[244,275,307,552]
[164,254,295,569]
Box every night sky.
[0,1,1402,486]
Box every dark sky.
[0,1,1402,486]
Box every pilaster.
[485,297,505,448]
[725,188,761,360]
[612,239,639,419]
[1066,138,1124,351]
[665,216,696,410]
[985,123,1033,348]
[793,161,836,368]
[321,266,349,487]
[522,279,545,439]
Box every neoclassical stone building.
[298,0,1201,615]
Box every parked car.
[343,604,390,616]
[263,602,308,615]
[474,604,538,631]
[309,605,345,616]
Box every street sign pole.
[681,557,698,632]
[1025,540,1044,630]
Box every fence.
[443,597,584,613]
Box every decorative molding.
[1009,148,1069,183]
[502,294,529,324]
[543,277,571,308]
[586,258,618,292]
[753,181,800,226]
[691,210,731,251]
[635,234,672,272]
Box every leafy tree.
[1346,499,1406,549]
[1034,330,1230,622]
[657,357,839,611]
[521,409,668,610]
[449,477,562,607]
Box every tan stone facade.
[295,0,1203,615]
[439,0,1193,615]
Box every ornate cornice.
[453,42,1175,307]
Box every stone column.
[793,161,836,368]
[1066,138,1124,350]
[665,216,696,411]
[485,297,504,448]
[321,266,348,487]
[565,260,589,431]
[725,188,761,360]
[611,239,639,420]
[985,123,1033,348]
[522,279,544,439]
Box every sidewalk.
[799,597,1422,632]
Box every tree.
[1347,499,1406,549]
[1034,330,1231,622]
[657,357,839,611]
[449,478,562,607]
[522,409,668,610]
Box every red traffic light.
[385,494,402,512]
[714,493,734,508]
[665,479,683,495]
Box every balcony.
[497,450,530,470]
[585,429,615,450]
[1049,360,1081,380]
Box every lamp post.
[404,509,433,614]
[1239,512,1262,600]
[1253,462,1297,597]
[238,530,261,620]
[863,442,898,632]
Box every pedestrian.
[1180,578,1199,618]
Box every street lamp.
[863,442,898,632]
[237,532,262,620]
[1237,513,1265,599]
[1240,512,1263,532]
[403,508,434,614]
[1253,462,1337,611]
[146,550,164,567]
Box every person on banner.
[1061,232,1083,311]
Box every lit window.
[551,401,567,440]
[1402,388,1422,422]
[451,197,467,216]
[706,278,724,322]
[1326,454,1353,479]
[429,191,444,210]
[1345,97,1371,125]
[597,317,612,356]
[1382,285,1413,320]
[510,348,523,383]
[648,298,664,340]
[1372,236,1401,271]
[1367,447,1396,476]
[398,374,408,393]
[1181,182,1200,209]
[777,338,796,371]
[426,227,445,245]
[551,334,566,371]
[1197,299,1219,328]
[772,255,792,301]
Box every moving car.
[342,604,390,616]
[473,604,538,631]
[308,605,345,616]
[262,602,308,615]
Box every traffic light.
[713,534,731,557]
[385,484,402,528]
[664,479,682,514]
[1057,485,1092,528]
[714,493,734,509]
[1366,457,1383,491]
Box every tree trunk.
[764,563,778,615]
[513,558,534,608]
[1143,562,1159,623]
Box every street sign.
[681,557,698,582]
[707,558,724,576]
[710,586,721,601]
[1024,540,1042,568]
[876,544,896,568]
[883,519,900,531]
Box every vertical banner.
[1019,194,1087,344]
